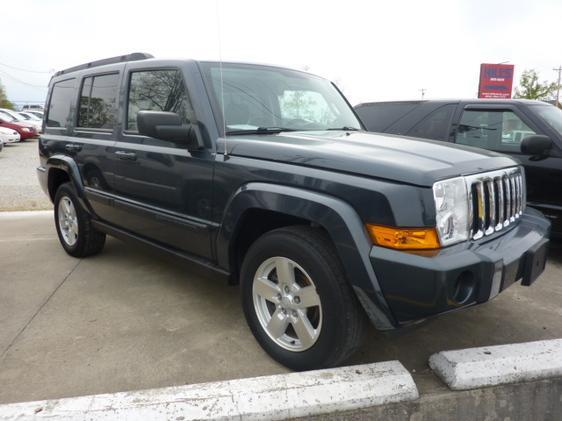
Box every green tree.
[514,69,559,100]
[0,78,15,109]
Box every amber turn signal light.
[366,224,441,250]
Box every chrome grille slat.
[485,179,496,236]
[496,177,504,231]
[473,181,485,240]
[465,167,524,240]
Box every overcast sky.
[2,0,561,107]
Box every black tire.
[241,226,365,371]
[54,182,105,257]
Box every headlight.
[433,177,470,246]
[21,127,31,132]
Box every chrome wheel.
[58,196,78,247]
[252,256,322,352]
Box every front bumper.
[370,208,551,326]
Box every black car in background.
[355,99,562,237]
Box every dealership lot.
[0,139,51,211]
[0,139,52,211]
[0,211,561,404]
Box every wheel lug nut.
[292,310,298,317]
[284,286,290,293]
[294,296,300,304]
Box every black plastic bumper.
[370,208,551,325]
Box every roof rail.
[54,52,153,77]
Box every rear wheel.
[241,226,365,371]
[54,182,105,257]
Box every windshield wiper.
[226,127,298,135]
[326,126,361,131]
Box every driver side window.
[455,110,536,152]
[455,110,536,153]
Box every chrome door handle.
[114,150,137,160]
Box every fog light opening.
[451,271,475,305]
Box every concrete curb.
[0,361,419,420]
[0,210,53,219]
[429,339,562,390]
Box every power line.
[0,69,48,88]
[0,61,52,74]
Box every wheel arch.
[46,155,93,215]
[217,182,396,330]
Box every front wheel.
[241,226,365,371]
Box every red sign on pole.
[478,63,515,99]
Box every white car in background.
[0,126,21,144]
[0,108,42,133]
[18,111,43,127]
[22,110,43,119]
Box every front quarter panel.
[217,182,397,330]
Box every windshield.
[531,104,562,137]
[0,111,16,122]
[201,62,361,134]
[20,112,40,120]
[1,110,23,121]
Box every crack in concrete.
[0,259,82,361]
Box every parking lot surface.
[1,211,561,404]
[0,139,51,211]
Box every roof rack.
[54,52,153,77]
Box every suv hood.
[225,130,518,187]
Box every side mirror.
[521,135,552,160]
[137,111,203,151]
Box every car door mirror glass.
[520,135,552,159]
[137,110,202,150]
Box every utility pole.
[419,88,426,100]
[554,66,562,106]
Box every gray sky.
[2,0,561,107]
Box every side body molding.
[216,182,396,330]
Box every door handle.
[65,143,82,152]
[114,150,137,160]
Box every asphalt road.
[0,139,52,211]
[0,211,561,405]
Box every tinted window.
[455,110,536,152]
[78,73,119,129]
[46,78,76,128]
[408,105,455,140]
[355,103,419,132]
[127,69,195,131]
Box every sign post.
[478,64,515,99]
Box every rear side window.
[408,105,455,140]
[46,78,76,128]
[78,73,120,129]
[126,69,195,131]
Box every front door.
[110,67,214,259]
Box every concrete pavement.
[0,211,561,404]
[0,139,52,211]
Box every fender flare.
[217,182,396,330]
[46,155,94,215]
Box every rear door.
[73,72,121,223]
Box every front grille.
[466,167,525,240]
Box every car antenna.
[216,0,228,160]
